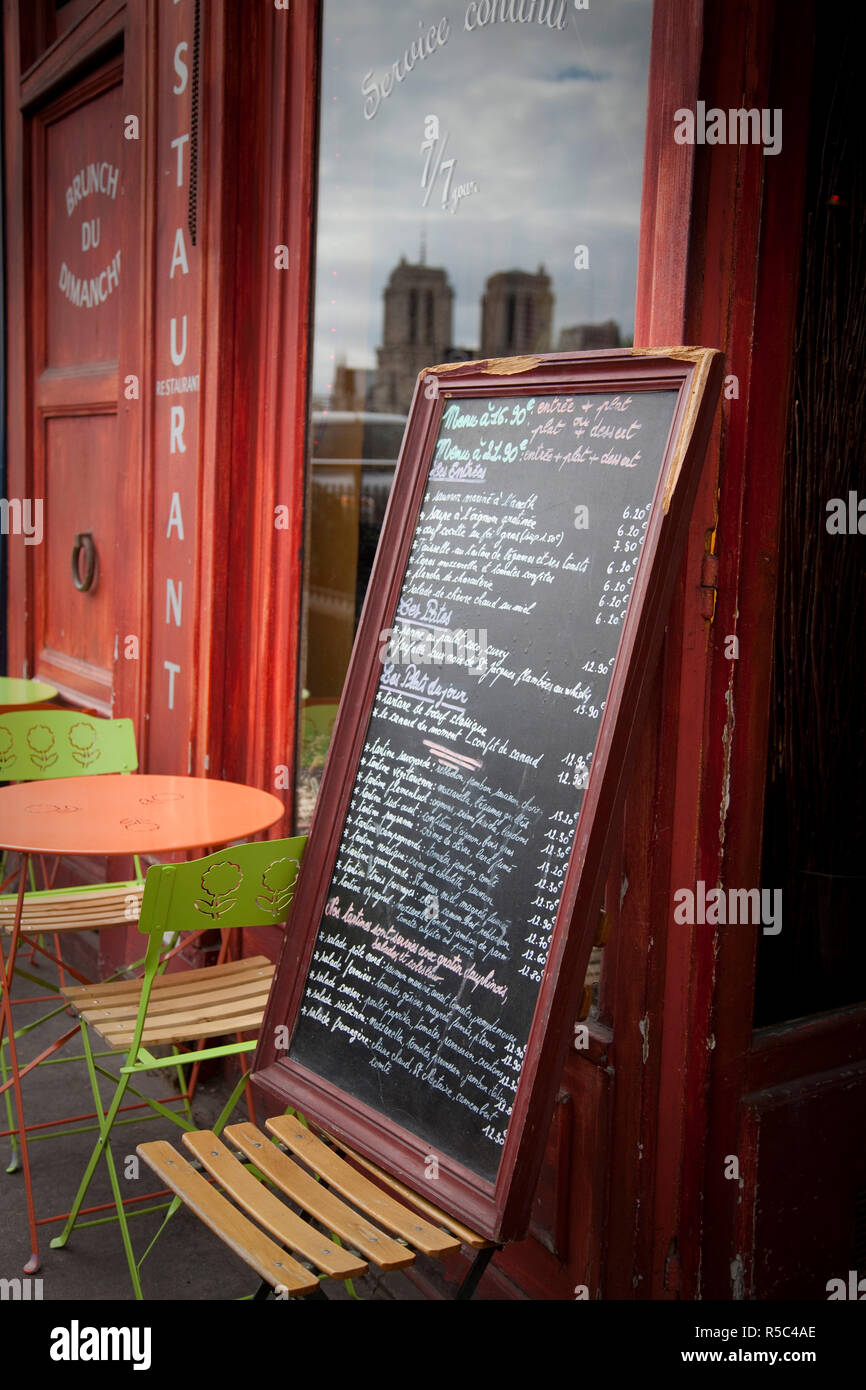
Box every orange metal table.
[0,774,286,1271]
[0,774,284,856]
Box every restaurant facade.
[2,0,863,1300]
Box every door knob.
[71,532,97,592]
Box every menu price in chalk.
[289,388,678,1182]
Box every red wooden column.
[112,0,151,762]
[612,0,815,1299]
[201,1,316,823]
[697,0,816,1299]
[116,0,315,810]
[599,0,709,1300]
[144,0,205,772]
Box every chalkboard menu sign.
[255,349,723,1241]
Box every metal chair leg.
[455,1244,500,1300]
[0,1034,21,1172]
[211,1068,253,1136]
[50,1022,133,1252]
[170,1045,195,1125]
[0,894,40,1271]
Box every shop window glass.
[296,0,653,831]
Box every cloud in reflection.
[312,0,653,398]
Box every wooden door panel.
[739,1066,866,1298]
[40,412,116,701]
[30,59,124,712]
[43,80,123,369]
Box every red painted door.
[24,55,136,714]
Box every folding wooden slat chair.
[49,837,306,1298]
[0,712,144,1174]
[137,1114,499,1300]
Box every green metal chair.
[0,712,144,1174]
[0,708,142,902]
[50,835,306,1298]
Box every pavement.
[0,943,428,1302]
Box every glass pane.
[295,0,653,831]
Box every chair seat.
[0,881,143,934]
[61,955,275,1047]
[137,1116,484,1297]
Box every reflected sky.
[312,0,653,398]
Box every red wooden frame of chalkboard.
[254,348,724,1242]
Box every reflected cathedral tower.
[354,255,618,415]
[370,256,455,413]
[480,266,553,358]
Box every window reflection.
[295,0,652,830]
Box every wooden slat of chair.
[115,1009,270,1049]
[136,1140,320,1296]
[61,957,275,1046]
[61,961,271,1006]
[329,1138,493,1250]
[265,1115,462,1258]
[1,907,134,930]
[90,1006,270,1049]
[0,884,142,932]
[225,1123,417,1269]
[14,915,130,933]
[62,956,273,1006]
[72,973,271,1025]
[73,967,271,1023]
[181,1131,367,1280]
[0,887,139,914]
[81,988,270,1037]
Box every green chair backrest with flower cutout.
[0,709,141,902]
[137,838,305,941]
[0,710,137,782]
